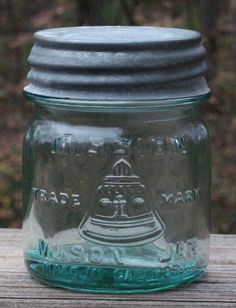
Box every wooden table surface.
[0,229,235,307]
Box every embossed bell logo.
[79,156,165,245]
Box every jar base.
[25,256,206,293]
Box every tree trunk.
[200,0,221,80]
[231,0,236,69]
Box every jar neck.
[25,91,209,113]
[32,103,202,124]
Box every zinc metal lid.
[24,26,210,101]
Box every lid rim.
[34,26,201,48]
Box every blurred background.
[0,0,235,232]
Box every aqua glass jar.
[23,26,211,293]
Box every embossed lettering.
[39,189,48,202]
[88,137,104,155]
[108,248,122,265]
[176,241,186,257]
[50,134,188,158]
[135,135,187,158]
[51,134,73,155]
[32,187,81,208]
[174,192,185,204]
[135,137,145,158]
[71,194,80,207]
[186,238,198,256]
[60,193,69,206]
[38,239,48,257]
[113,138,131,155]
[88,247,104,263]
[70,245,123,265]
[32,187,38,198]
[193,187,200,200]
[71,245,84,262]
[37,238,198,279]
[170,237,198,259]
[160,188,200,206]
[154,137,167,154]
[185,190,193,202]
[160,193,174,205]
[49,192,58,205]
[170,136,187,154]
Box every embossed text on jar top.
[22,26,211,293]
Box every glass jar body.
[22,101,211,293]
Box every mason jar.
[23,26,211,293]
